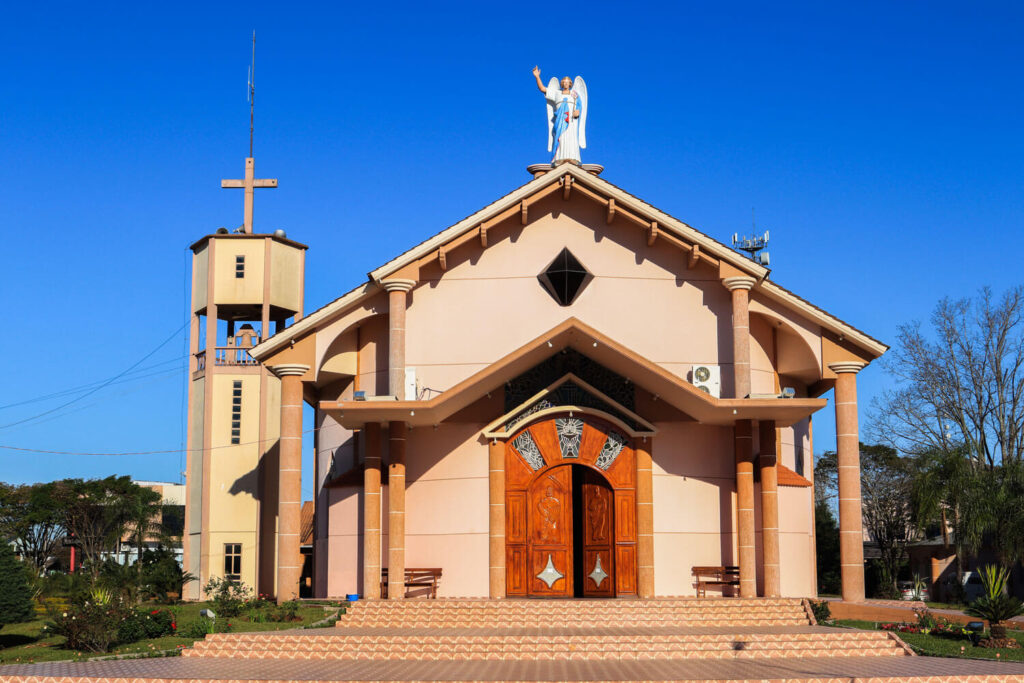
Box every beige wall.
[325,485,362,597]
[323,423,489,598]
[779,486,815,597]
[651,423,738,596]
[201,373,264,591]
[192,245,209,313]
[316,410,356,597]
[404,424,489,598]
[270,241,304,314]
[212,239,265,307]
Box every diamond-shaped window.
[538,248,592,306]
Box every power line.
[9,368,184,430]
[0,320,190,430]
[0,427,320,457]
[0,357,186,411]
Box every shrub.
[0,543,34,627]
[247,606,269,622]
[142,608,176,638]
[46,600,132,652]
[965,565,1024,639]
[966,595,1024,637]
[118,607,177,643]
[808,599,831,623]
[116,612,147,644]
[180,617,232,639]
[204,577,251,618]
[268,600,300,623]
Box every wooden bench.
[691,565,740,597]
[380,567,442,599]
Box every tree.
[139,546,195,602]
[54,476,143,581]
[817,443,914,597]
[0,482,65,574]
[0,541,34,627]
[815,499,841,595]
[910,447,989,585]
[123,486,166,586]
[870,286,1024,469]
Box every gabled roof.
[318,318,827,429]
[251,164,886,361]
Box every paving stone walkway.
[3,653,1024,681]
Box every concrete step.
[338,600,813,627]
[335,619,813,629]
[184,631,909,661]
[345,599,805,611]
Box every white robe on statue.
[546,82,584,164]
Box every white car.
[898,581,930,601]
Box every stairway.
[337,597,811,628]
[183,598,913,663]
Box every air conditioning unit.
[691,364,721,398]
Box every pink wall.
[313,194,827,598]
[651,422,738,596]
[403,198,735,396]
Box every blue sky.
[1,2,1021,499]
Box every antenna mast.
[248,30,255,158]
[731,207,771,266]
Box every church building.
[184,158,885,604]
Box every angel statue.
[532,66,587,165]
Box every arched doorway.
[505,414,637,598]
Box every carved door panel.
[527,465,573,597]
[580,467,616,597]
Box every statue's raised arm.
[531,66,547,94]
[532,66,587,165]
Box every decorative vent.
[538,248,592,306]
[512,430,545,470]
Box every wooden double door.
[505,416,637,598]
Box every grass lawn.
[0,602,336,665]
[832,619,1024,661]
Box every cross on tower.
[221,157,277,234]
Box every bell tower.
[183,155,307,600]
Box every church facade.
[187,161,885,603]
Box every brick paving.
[4,654,1024,681]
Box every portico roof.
[318,318,827,430]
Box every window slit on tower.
[231,381,242,444]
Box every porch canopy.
[318,318,826,429]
